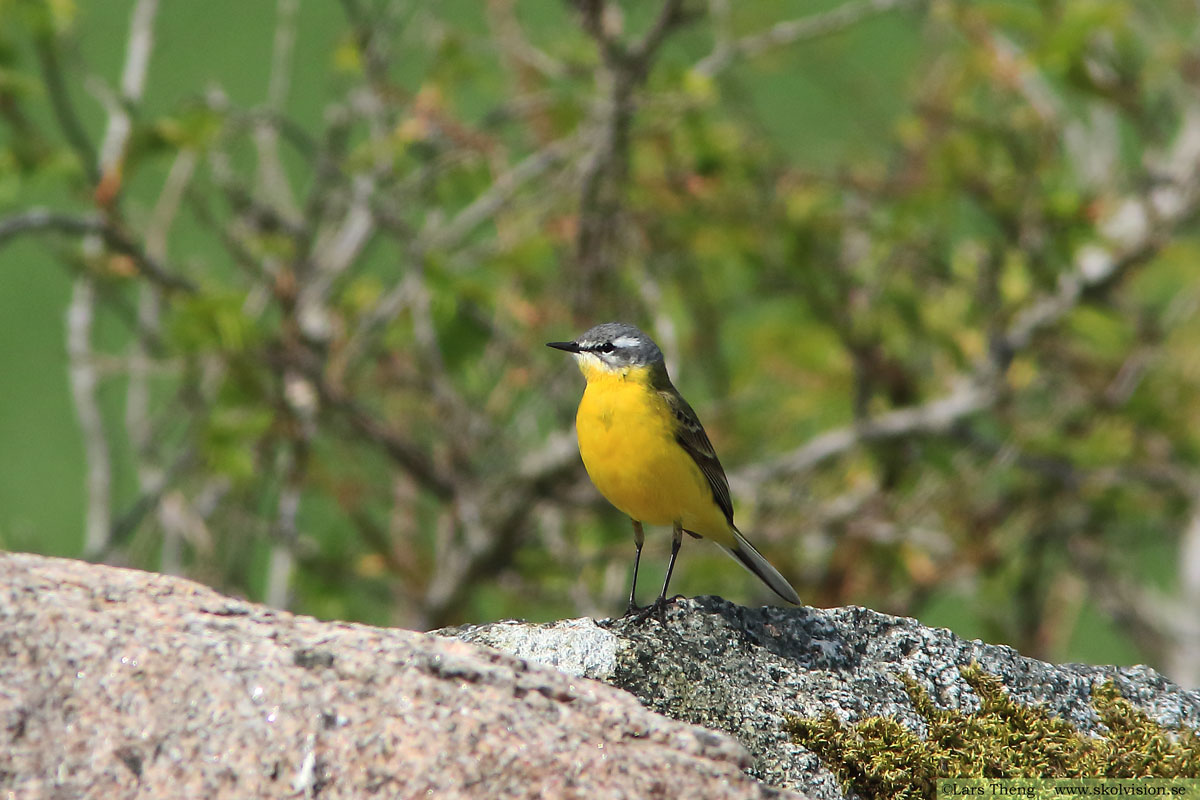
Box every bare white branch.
[311,174,375,279]
[485,0,566,81]
[128,149,197,573]
[695,0,922,78]
[255,0,302,223]
[97,0,159,171]
[1166,491,1200,688]
[985,33,1063,124]
[68,279,111,557]
[734,378,992,488]
[419,134,580,252]
[266,481,301,609]
[72,0,160,558]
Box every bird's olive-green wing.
[659,387,735,527]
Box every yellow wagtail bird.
[548,322,801,615]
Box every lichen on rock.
[786,664,1200,800]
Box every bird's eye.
[597,342,615,354]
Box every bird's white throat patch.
[574,351,623,378]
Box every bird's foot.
[631,594,676,624]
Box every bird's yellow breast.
[574,363,730,538]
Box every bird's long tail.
[718,527,802,605]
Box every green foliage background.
[2,0,1199,682]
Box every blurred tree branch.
[5,0,1200,684]
[126,148,197,573]
[33,35,99,184]
[66,0,160,558]
[572,0,690,314]
[695,0,924,78]
[0,209,196,292]
[736,119,1200,489]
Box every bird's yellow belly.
[575,374,727,536]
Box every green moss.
[784,663,1200,800]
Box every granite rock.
[442,596,1200,799]
[0,554,799,800]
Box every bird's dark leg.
[625,520,645,616]
[659,523,684,602]
[635,523,684,623]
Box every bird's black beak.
[546,340,581,353]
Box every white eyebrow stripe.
[612,335,641,348]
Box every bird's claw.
[630,594,675,624]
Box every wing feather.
[659,387,735,526]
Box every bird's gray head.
[547,322,664,374]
